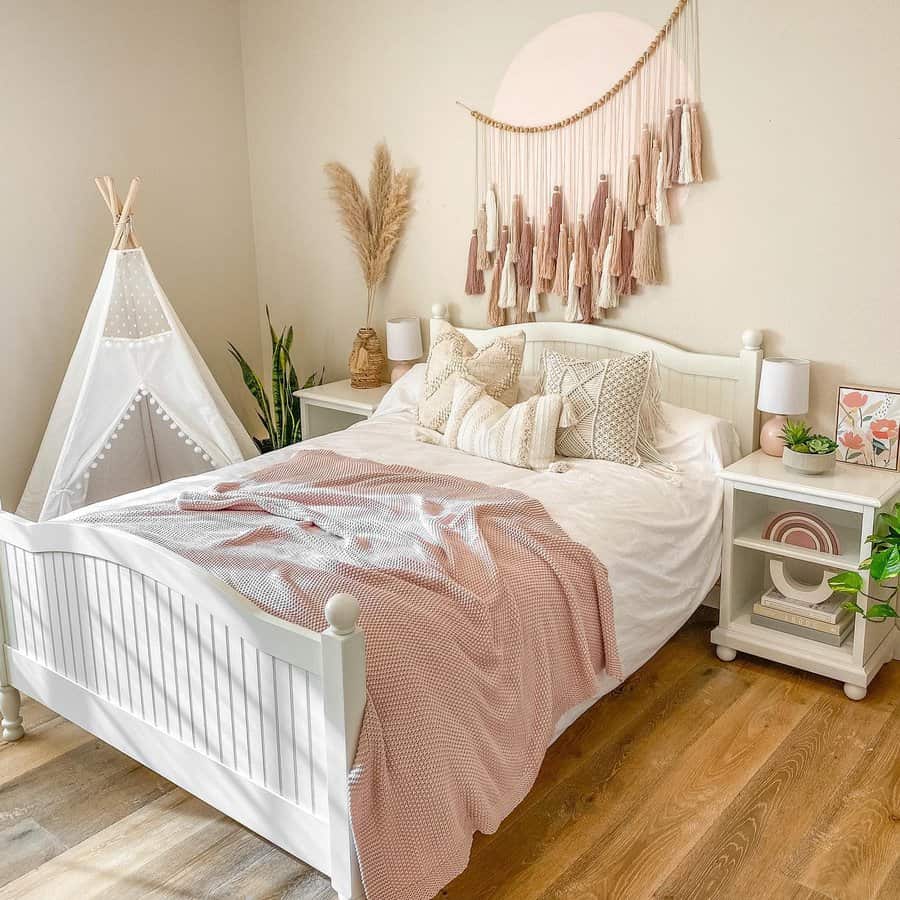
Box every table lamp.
[386,316,423,383]
[757,357,810,455]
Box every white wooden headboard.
[429,304,764,455]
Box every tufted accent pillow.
[539,348,665,467]
[421,376,569,471]
[417,321,525,433]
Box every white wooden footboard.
[0,511,366,900]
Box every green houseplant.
[828,502,900,624]
[780,420,838,475]
[228,308,323,453]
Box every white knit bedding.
[72,369,737,740]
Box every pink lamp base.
[760,415,787,456]
[390,361,415,383]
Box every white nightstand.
[294,379,390,441]
[713,450,900,700]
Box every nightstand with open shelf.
[713,450,900,700]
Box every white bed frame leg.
[322,593,367,900]
[0,685,23,741]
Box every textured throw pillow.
[418,321,525,433]
[539,348,665,467]
[424,376,569,471]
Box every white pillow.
[373,364,426,417]
[656,402,741,473]
[424,376,569,471]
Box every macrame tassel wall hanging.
[460,0,705,324]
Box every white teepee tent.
[17,177,259,521]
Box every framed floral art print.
[835,386,900,470]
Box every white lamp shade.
[386,316,423,362]
[757,357,810,415]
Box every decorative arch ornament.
[460,0,705,325]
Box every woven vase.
[348,327,385,389]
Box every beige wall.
[0,0,260,509]
[240,0,900,436]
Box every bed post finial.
[429,304,449,346]
[325,593,361,636]
[741,329,763,351]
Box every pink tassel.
[664,111,674,190]
[671,100,683,184]
[618,226,635,296]
[632,214,662,286]
[465,229,484,295]
[551,224,569,298]
[509,194,523,263]
[610,203,624,276]
[549,187,563,258]
[588,175,608,250]
[638,126,651,207]
[476,204,490,270]
[691,104,704,183]
[574,215,589,287]
[517,218,534,287]
[626,156,640,230]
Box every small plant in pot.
[780,420,838,475]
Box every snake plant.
[228,308,323,452]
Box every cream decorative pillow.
[539,348,666,467]
[425,376,569,471]
[418,321,525,433]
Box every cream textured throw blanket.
[79,449,620,900]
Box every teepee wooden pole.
[110,177,141,250]
[94,177,116,221]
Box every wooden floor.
[1,609,898,899]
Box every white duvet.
[72,366,739,737]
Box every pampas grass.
[324,142,413,326]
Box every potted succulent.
[829,501,899,626]
[780,420,838,475]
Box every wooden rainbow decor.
[762,510,841,556]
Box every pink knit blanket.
[79,449,619,899]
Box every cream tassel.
[527,246,540,314]
[670,101,683,185]
[549,187,562,258]
[588,175,608,250]
[498,233,517,308]
[539,206,556,282]
[595,236,618,314]
[485,187,498,252]
[663,110,674,190]
[573,215,589,287]
[655,151,671,227]
[579,268,593,322]
[476,204,490,270]
[649,142,661,223]
[509,194,523,263]
[487,226,507,325]
[610,203,624,276]
[598,199,613,270]
[678,101,694,184]
[563,251,579,321]
[517,218,534,287]
[618,226,635,296]
[690,104,704,183]
[633,214,661,286]
[551,224,569,297]
[464,229,484,295]
[626,156,640,230]
[638,126,651,207]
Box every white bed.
[0,309,762,899]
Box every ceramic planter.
[782,446,836,475]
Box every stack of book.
[751,586,854,646]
